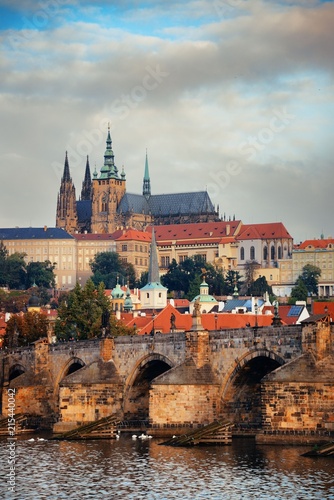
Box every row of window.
[160,253,208,268]
[135,258,148,266]
[240,245,286,261]
[121,244,148,252]
[296,255,332,261]
[98,180,123,186]
[293,263,333,269]
[145,292,163,298]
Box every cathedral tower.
[81,155,92,201]
[90,126,126,233]
[142,150,151,199]
[56,152,78,233]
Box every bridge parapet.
[49,338,101,352]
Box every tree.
[161,256,226,298]
[288,277,308,304]
[0,241,9,286]
[240,260,260,295]
[109,314,136,337]
[0,241,56,291]
[55,281,102,340]
[300,264,321,296]
[138,271,149,288]
[4,311,49,347]
[0,241,27,289]
[0,240,7,259]
[161,259,188,296]
[26,260,56,289]
[224,270,243,296]
[0,289,29,312]
[90,252,136,289]
[248,276,272,297]
[55,279,134,341]
[186,274,202,301]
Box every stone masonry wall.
[54,383,124,433]
[149,384,220,427]
[262,381,334,432]
[3,384,55,419]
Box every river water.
[1,434,333,500]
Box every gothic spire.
[56,151,78,234]
[148,227,160,283]
[81,155,92,200]
[106,122,112,148]
[142,149,151,198]
[100,123,119,179]
[62,151,71,182]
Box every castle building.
[0,227,76,290]
[235,222,294,296]
[151,220,241,272]
[56,126,219,234]
[293,238,334,297]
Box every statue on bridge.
[272,300,282,327]
[101,309,110,337]
[170,313,176,331]
[193,297,201,317]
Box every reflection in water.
[0,435,333,500]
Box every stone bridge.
[0,324,303,434]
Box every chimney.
[44,225,47,232]
[226,224,230,236]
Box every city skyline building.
[56,127,220,235]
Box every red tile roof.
[118,304,274,334]
[236,222,292,240]
[295,239,334,250]
[146,221,241,243]
[168,298,190,307]
[201,312,274,330]
[125,304,189,334]
[116,229,151,242]
[40,308,58,319]
[313,302,334,319]
[73,229,152,243]
[262,305,297,325]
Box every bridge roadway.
[0,325,303,431]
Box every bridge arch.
[8,364,26,383]
[55,357,86,388]
[123,353,174,422]
[219,349,285,431]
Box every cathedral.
[56,126,220,234]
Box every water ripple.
[0,436,333,499]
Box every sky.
[0,0,333,243]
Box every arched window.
[278,246,282,259]
[250,246,255,260]
[271,246,275,260]
[263,246,268,260]
[240,247,245,260]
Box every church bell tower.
[90,125,126,234]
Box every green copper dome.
[111,279,124,299]
[124,289,133,311]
